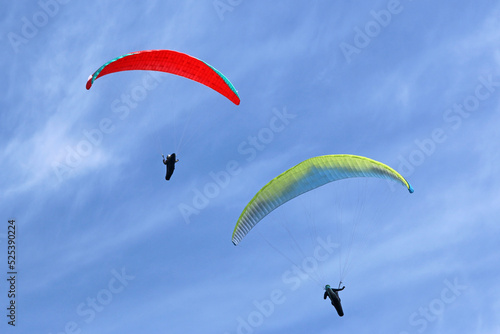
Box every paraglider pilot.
[163,153,179,181]
[324,284,345,317]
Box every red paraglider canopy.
[86,49,240,105]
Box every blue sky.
[1,1,500,333]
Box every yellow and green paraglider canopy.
[232,154,413,245]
